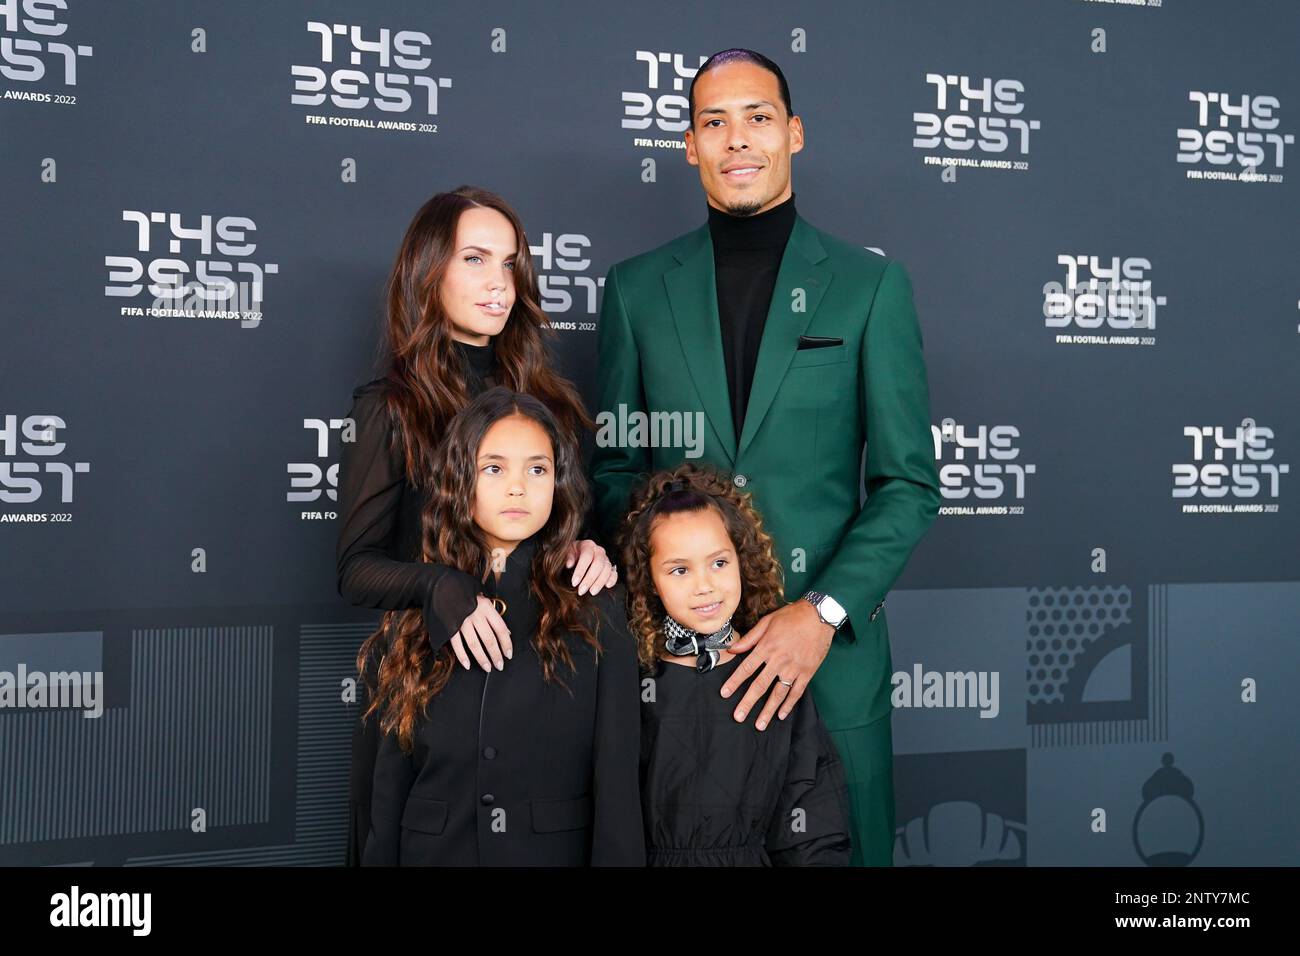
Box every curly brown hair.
[357,387,599,752]
[618,462,786,670]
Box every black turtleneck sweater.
[455,337,496,382]
[708,192,797,440]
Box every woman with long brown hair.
[336,186,618,865]
[360,387,643,865]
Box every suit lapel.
[664,225,738,465]
[662,215,833,468]
[737,216,831,460]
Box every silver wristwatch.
[803,591,848,631]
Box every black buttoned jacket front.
[362,536,645,866]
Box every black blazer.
[362,535,645,866]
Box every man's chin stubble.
[723,198,764,217]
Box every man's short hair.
[687,48,793,127]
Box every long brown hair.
[378,185,593,492]
[358,388,600,752]
[618,463,787,670]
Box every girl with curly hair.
[620,462,853,866]
[360,387,643,866]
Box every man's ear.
[684,128,699,166]
[788,115,805,155]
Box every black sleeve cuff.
[577,494,603,550]
[422,568,482,653]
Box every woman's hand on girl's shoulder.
[565,539,619,596]
[450,595,512,672]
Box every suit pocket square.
[796,335,844,350]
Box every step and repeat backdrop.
[1,0,1296,866]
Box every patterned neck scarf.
[662,610,735,673]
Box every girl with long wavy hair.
[360,387,642,866]
[336,186,618,865]
[620,462,852,866]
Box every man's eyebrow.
[697,101,777,115]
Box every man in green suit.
[591,49,940,866]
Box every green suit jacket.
[591,214,940,731]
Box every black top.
[708,192,798,439]
[456,337,495,381]
[363,535,646,866]
[335,340,501,655]
[639,649,854,866]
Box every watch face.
[821,595,847,625]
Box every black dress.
[362,535,645,866]
[335,341,494,866]
[639,651,854,866]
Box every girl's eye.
[713,558,729,569]
[669,566,687,576]
[482,464,500,475]
[504,260,516,271]
[465,255,482,264]
[528,465,548,476]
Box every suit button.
[480,793,495,806]
[482,746,496,760]
[733,473,748,488]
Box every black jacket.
[640,652,853,866]
[362,535,645,866]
